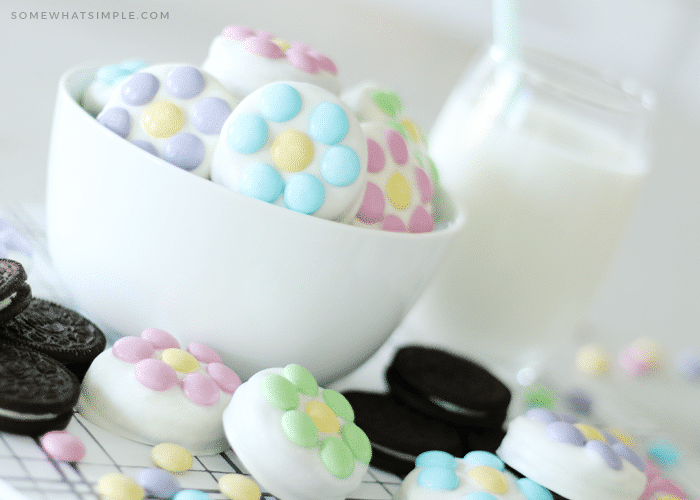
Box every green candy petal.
[322,389,354,422]
[320,437,355,479]
[281,410,319,448]
[282,364,318,396]
[262,374,299,411]
[370,90,402,118]
[341,423,372,464]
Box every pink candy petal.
[187,342,222,364]
[112,336,155,363]
[356,182,385,225]
[40,431,86,463]
[134,358,179,391]
[384,129,408,166]
[243,36,284,59]
[285,47,319,74]
[307,50,337,75]
[222,25,255,41]
[366,138,385,174]
[415,166,434,203]
[207,363,242,394]
[382,214,407,232]
[140,328,180,350]
[182,372,220,406]
[408,206,434,234]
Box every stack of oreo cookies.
[0,258,106,436]
[344,345,511,477]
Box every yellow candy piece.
[272,39,291,52]
[400,118,421,143]
[305,400,340,434]
[161,348,199,373]
[575,344,610,376]
[141,101,185,139]
[97,472,145,500]
[467,466,509,494]
[658,496,682,500]
[606,428,637,448]
[151,442,193,473]
[219,473,261,500]
[386,172,411,210]
[574,423,605,442]
[271,130,314,172]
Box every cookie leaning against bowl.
[0,342,80,435]
[386,346,512,429]
[0,259,32,324]
[0,298,106,380]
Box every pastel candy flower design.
[261,363,372,479]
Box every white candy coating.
[97,63,239,178]
[497,415,646,500]
[211,81,367,222]
[222,367,368,500]
[202,28,341,99]
[77,344,234,456]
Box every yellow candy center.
[467,466,509,494]
[386,172,411,210]
[400,118,421,143]
[272,39,292,51]
[305,401,340,434]
[141,101,185,138]
[574,423,605,442]
[161,348,199,373]
[271,130,314,172]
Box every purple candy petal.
[526,408,560,424]
[131,140,159,157]
[545,421,586,447]
[97,107,130,138]
[192,97,232,134]
[600,430,620,446]
[121,72,160,106]
[586,440,622,470]
[166,66,205,99]
[613,443,646,472]
[163,133,205,170]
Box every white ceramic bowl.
[45,64,465,384]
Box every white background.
[1,0,699,358]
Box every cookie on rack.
[496,409,647,500]
[394,450,553,500]
[77,328,241,455]
[0,259,32,324]
[222,364,371,500]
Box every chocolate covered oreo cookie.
[343,391,464,478]
[0,298,106,379]
[0,342,80,435]
[0,259,32,324]
[386,346,511,429]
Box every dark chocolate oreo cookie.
[0,298,106,379]
[0,342,80,435]
[386,346,511,429]
[0,259,32,324]
[343,391,464,478]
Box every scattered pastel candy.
[353,122,435,233]
[646,440,680,469]
[211,81,367,222]
[97,472,145,500]
[40,430,86,463]
[619,337,662,375]
[77,329,240,455]
[564,389,592,415]
[81,58,148,115]
[675,349,700,381]
[575,343,611,376]
[97,63,239,178]
[0,218,33,261]
[173,490,212,500]
[137,467,181,498]
[218,473,261,500]
[523,385,557,409]
[151,442,193,473]
[202,26,340,99]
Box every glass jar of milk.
[402,47,654,378]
